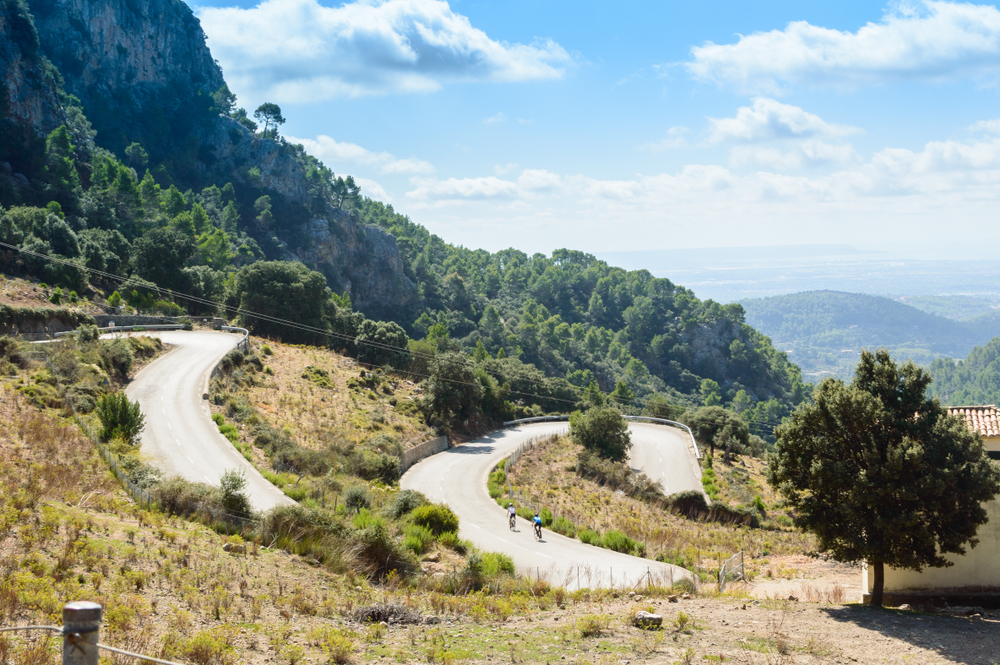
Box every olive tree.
[769,350,1000,607]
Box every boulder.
[632,611,662,629]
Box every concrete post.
[62,601,102,665]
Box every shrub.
[312,627,354,665]
[551,516,576,538]
[540,507,553,526]
[578,528,602,547]
[438,531,470,555]
[402,524,434,554]
[94,391,145,444]
[577,614,609,637]
[601,530,638,554]
[385,489,426,519]
[347,522,415,579]
[98,338,134,378]
[343,485,371,513]
[49,287,62,305]
[480,551,515,576]
[107,291,122,308]
[261,344,273,356]
[76,324,99,342]
[411,503,459,535]
[219,469,253,518]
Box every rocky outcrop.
[0,0,68,169]
[26,0,223,155]
[286,213,417,318]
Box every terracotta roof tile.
[948,405,1000,438]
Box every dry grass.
[508,435,816,578]
[235,340,434,452]
[0,274,103,313]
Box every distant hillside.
[896,295,1000,321]
[740,290,1000,380]
[927,337,1000,406]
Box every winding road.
[121,330,293,512]
[401,421,700,589]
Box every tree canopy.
[768,349,1000,606]
[569,406,632,462]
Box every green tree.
[213,84,238,115]
[95,392,146,445]
[124,142,148,170]
[331,175,360,211]
[608,380,633,407]
[700,378,722,406]
[355,319,410,369]
[132,227,195,293]
[422,352,483,427]
[219,469,253,517]
[254,102,286,138]
[570,406,632,462]
[685,406,749,460]
[233,261,331,344]
[768,350,1000,607]
[43,126,80,210]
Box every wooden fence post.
[62,601,102,665]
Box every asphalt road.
[401,422,697,589]
[626,422,703,496]
[121,330,293,512]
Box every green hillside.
[741,290,1000,380]
[927,337,1000,406]
[0,0,807,431]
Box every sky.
[189,0,1000,259]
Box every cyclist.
[508,503,516,530]
[533,512,543,539]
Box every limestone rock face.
[0,2,68,155]
[27,0,224,148]
[285,212,417,318]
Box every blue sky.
[190,0,1000,258]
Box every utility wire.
[0,240,742,413]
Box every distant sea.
[594,245,1000,304]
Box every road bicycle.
[509,513,516,530]
[533,522,542,540]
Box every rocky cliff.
[8,0,417,317]
[0,0,69,178]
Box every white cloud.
[640,126,689,151]
[969,118,1000,134]
[483,112,507,124]
[199,0,572,102]
[708,98,860,143]
[730,140,862,170]
[406,176,519,202]
[494,163,520,175]
[353,177,391,202]
[687,1,1000,92]
[288,135,435,175]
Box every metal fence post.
[62,601,101,665]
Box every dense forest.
[0,0,807,435]
[741,290,1000,380]
[927,337,1000,406]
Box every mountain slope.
[4,0,416,317]
[741,290,1000,379]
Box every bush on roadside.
[411,503,459,535]
[94,391,145,444]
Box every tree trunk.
[871,561,884,607]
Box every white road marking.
[167,422,172,430]
[204,476,212,483]
[187,456,194,463]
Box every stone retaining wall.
[399,436,450,474]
